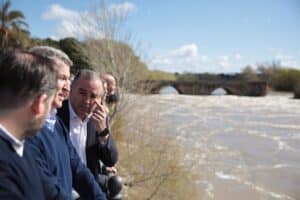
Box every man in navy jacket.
[26,46,107,200]
[0,50,57,199]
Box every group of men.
[0,46,122,200]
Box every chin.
[53,101,63,108]
[80,112,89,120]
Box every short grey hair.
[29,46,73,67]
[73,69,104,97]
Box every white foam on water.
[215,171,238,180]
[215,171,295,200]
[214,144,228,150]
[245,121,300,131]
[273,164,290,169]
[273,136,294,151]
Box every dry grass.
[111,97,201,199]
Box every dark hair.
[0,50,57,110]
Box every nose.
[62,80,71,98]
[65,80,71,92]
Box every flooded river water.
[127,92,300,199]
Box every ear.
[30,94,49,115]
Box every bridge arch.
[159,85,180,94]
[170,84,183,94]
[211,87,235,95]
[211,87,227,95]
[156,84,183,94]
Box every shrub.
[271,68,300,91]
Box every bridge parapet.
[145,80,268,96]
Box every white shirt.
[45,109,57,132]
[0,124,25,157]
[68,101,90,165]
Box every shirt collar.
[0,124,24,157]
[68,101,79,120]
[68,101,91,123]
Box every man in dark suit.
[57,69,121,199]
[27,46,107,200]
[0,50,57,199]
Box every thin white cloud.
[42,4,84,38]
[200,55,208,62]
[235,53,241,60]
[149,44,244,73]
[150,43,202,72]
[110,1,136,17]
[150,46,300,73]
[42,2,136,39]
[170,43,198,58]
[42,4,79,20]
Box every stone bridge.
[145,80,268,96]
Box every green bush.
[176,73,199,82]
[271,68,300,91]
[147,70,176,81]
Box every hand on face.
[91,99,107,132]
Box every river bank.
[112,96,201,199]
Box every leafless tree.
[77,0,149,121]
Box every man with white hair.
[27,46,107,200]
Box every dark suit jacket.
[57,100,118,178]
[0,130,45,199]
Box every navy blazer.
[57,100,118,178]
[0,130,45,199]
[27,117,107,200]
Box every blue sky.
[12,0,300,73]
